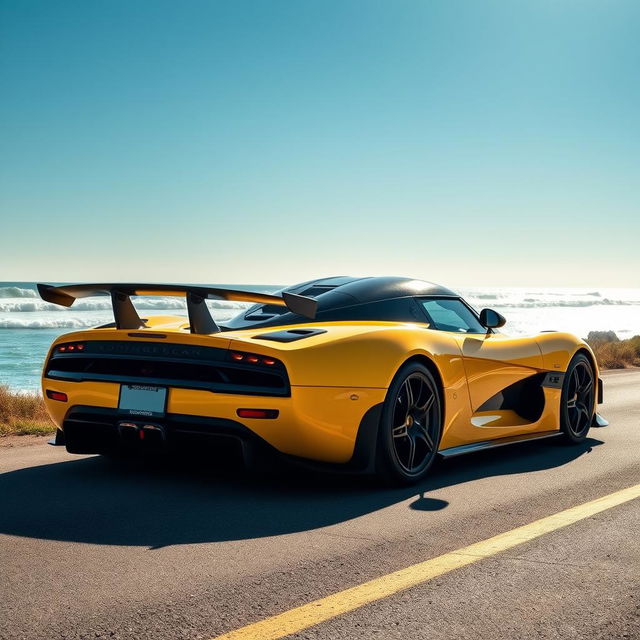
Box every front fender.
[536,332,599,375]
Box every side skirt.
[439,430,561,458]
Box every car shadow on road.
[0,437,602,548]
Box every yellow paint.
[42,315,597,464]
[211,484,640,640]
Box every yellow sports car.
[39,277,606,484]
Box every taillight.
[227,350,282,368]
[57,342,85,353]
[237,408,279,419]
[46,390,68,402]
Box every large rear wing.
[37,283,317,334]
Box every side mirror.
[479,308,506,329]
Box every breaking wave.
[465,299,638,309]
[0,317,105,329]
[0,297,251,313]
[1,283,639,333]
[0,286,38,299]
[0,310,240,329]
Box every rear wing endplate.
[37,283,317,334]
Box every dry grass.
[586,333,640,370]
[0,386,54,436]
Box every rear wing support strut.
[186,293,220,334]
[111,291,147,331]
[110,290,220,333]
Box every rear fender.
[272,326,465,389]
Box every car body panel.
[454,332,544,410]
[40,280,600,468]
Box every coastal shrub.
[0,386,54,436]
[586,333,640,369]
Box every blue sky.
[1,0,638,287]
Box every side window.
[420,298,485,334]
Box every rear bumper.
[62,406,271,460]
[43,380,386,465]
[60,403,383,472]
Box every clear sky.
[1,0,638,287]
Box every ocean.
[1,282,639,393]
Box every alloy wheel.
[566,361,594,437]
[391,372,439,475]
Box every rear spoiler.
[37,283,317,334]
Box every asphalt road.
[1,369,639,640]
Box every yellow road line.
[211,483,640,640]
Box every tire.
[376,362,442,485]
[559,353,595,443]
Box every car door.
[418,297,544,440]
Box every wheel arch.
[575,346,598,377]
[399,353,445,413]
[573,346,601,410]
[559,347,598,441]
[348,353,446,473]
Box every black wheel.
[376,362,442,485]
[560,353,595,443]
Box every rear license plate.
[118,384,167,418]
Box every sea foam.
[0,297,251,313]
[0,286,38,299]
